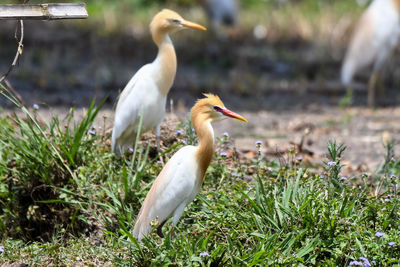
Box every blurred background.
[1,0,392,109]
[1,0,400,171]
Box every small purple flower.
[88,129,96,135]
[255,140,263,146]
[220,152,227,157]
[375,232,384,237]
[327,161,336,167]
[232,172,240,177]
[199,252,210,257]
[223,132,229,137]
[384,194,393,202]
[340,176,348,181]
[359,257,370,267]
[32,103,39,110]
[181,140,187,145]
[91,125,96,130]
[0,245,4,253]
[296,156,303,161]
[388,241,396,247]
[390,174,397,179]
[176,130,182,136]
[129,147,134,153]
[349,261,363,266]
[292,253,298,257]
[371,261,376,266]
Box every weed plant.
[0,84,108,240]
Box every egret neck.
[152,30,177,96]
[193,113,214,184]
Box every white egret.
[133,94,247,241]
[112,9,206,155]
[341,0,400,107]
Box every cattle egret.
[341,0,400,107]
[200,0,238,34]
[111,9,206,156]
[133,94,247,241]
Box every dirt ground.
[4,104,399,177]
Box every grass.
[0,85,399,266]
[0,1,398,264]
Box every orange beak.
[181,20,207,31]
[221,108,248,122]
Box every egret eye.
[213,106,223,112]
[171,18,181,24]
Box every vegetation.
[0,84,399,266]
[1,1,399,265]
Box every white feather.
[133,146,200,241]
[111,62,167,155]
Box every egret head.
[192,93,247,123]
[150,9,206,34]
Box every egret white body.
[133,146,200,240]
[133,94,247,242]
[111,9,206,155]
[341,0,400,107]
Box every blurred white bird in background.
[133,94,247,242]
[200,0,238,36]
[341,0,400,107]
[111,9,206,156]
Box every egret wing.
[112,64,156,151]
[133,146,199,239]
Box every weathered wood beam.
[0,3,88,20]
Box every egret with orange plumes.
[133,94,247,241]
[111,9,206,156]
[341,0,400,107]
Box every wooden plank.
[0,3,88,20]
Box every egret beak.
[181,20,207,31]
[221,108,248,122]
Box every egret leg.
[156,125,165,166]
[156,124,161,152]
[168,204,186,241]
[377,70,385,105]
[157,220,166,238]
[368,71,379,108]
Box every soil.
[1,20,400,175]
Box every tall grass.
[0,84,106,240]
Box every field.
[1,0,400,266]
